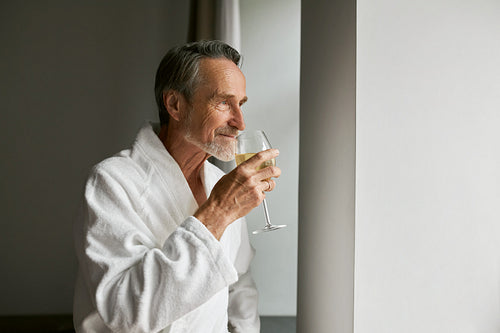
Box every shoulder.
[86,148,149,192]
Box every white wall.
[355,0,500,331]
[240,0,301,316]
[0,1,189,314]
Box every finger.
[262,179,275,192]
[256,165,281,181]
[242,149,279,169]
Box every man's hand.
[194,149,281,240]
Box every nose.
[229,106,245,131]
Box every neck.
[158,123,209,205]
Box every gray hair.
[154,40,241,126]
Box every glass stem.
[262,198,272,227]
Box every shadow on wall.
[0,314,74,332]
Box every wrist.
[194,202,233,240]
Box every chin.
[205,137,235,161]
[210,148,235,161]
[204,142,235,161]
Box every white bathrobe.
[73,123,259,333]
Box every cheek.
[199,111,219,138]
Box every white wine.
[235,153,276,170]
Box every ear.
[163,90,182,122]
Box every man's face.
[182,58,247,161]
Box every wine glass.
[235,130,287,234]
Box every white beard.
[201,135,236,161]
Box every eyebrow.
[210,90,248,104]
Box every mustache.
[215,126,239,136]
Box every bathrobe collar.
[134,122,221,223]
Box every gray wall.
[297,0,356,331]
[0,0,300,317]
[0,1,189,314]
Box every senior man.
[73,40,280,332]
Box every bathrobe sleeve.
[227,220,260,333]
[75,165,238,332]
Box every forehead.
[197,58,246,95]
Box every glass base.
[252,224,287,235]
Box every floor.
[0,315,297,332]
[261,316,296,333]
